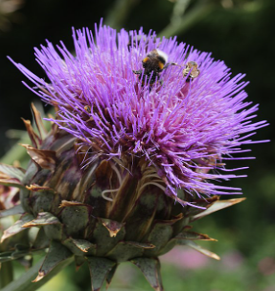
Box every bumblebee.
[133,49,176,85]
[182,61,200,81]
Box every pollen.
[142,57,149,63]
[158,62,164,70]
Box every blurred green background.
[0,0,274,290]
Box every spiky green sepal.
[131,257,163,291]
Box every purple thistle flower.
[9,21,268,206]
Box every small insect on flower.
[133,49,177,85]
[182,61,200,81]
[84,105,91,114]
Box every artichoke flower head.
[0,22,268,291]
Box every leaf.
[144,222,173,256]
[22,212,60,228]
[0,178,25,189]
[193,198,246,220]
[43,224,63,241]
[179,239,220,260]
[0,163,25,181]
[0,256,73,291]
[20,144,56,170]
[25,184,54,192]
[105,241,144,262]
[122,190,160,241]
[185,196,219,217]
[92,220,125,257]
[0,205,24,218]
[100,218,125,238]
[129,241,155,249]
[62,237,96,256]
[1,213,34,243]
[60,203,90,237]
[32,241,72,282]
[71,238,96,253]
[176,231,217,241]
[32,228,50,250]
[131,257,163,291]
[21,118,41,149]
[31,103,48,140]
[86,256,116,291]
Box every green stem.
[0,261,14,288]
[158,3,214,38]
[0,257,74,291]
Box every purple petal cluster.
[10,22,268,201]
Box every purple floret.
[9,21,268,202]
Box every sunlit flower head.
[10,21,268,205]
